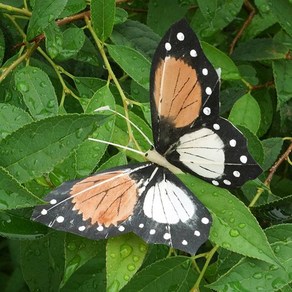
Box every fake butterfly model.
[32,19,262,254]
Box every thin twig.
[229,0,256,55]
[249,140,292,207]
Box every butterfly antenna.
[88,138,146,156]
[95,106,154,147]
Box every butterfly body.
[32,19,262,254]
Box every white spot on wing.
[223,179,231,185]
[201,217,209,224]
[163,233,171,240]
[190,49,197,57]
[212,180,219,186]
[56,216,64,223]
[240,155,247,163]
[118,226,125,232]
[202,68,208,75]
[233,171,240,177]
[50,199,57,205]
[194,230,200,236]
[97,226,104,231]
[165,42,171,51]
[41,209,47,215]
[205,87,212,95]
[213,124,220,130]
[149,229,156,235]
[139,223,144,228]
[182,240,188,245]
[78,226,86,231]
[203,107,211,115]
[229,139,236,147]
[177,32,184,41]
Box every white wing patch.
[177,128,225,178]
[143,176,195,224]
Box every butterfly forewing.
[32,163,211,254]
[150,19,220,154]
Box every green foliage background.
[0,0,292,291]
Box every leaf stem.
[0,3,31,17]
[85,16,141,151]
[191,245,219,291]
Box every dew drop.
[67,242,77,251]
[17,82,29,92]
[132,255,139,262]
[229,217,235,223]
[229,229,239,237]
[127,264,136,271]
[273,245,280,253]
[238,223,246,229]
[139,244,147,252]
[110,253,116,258]
[253,272,263,279]
[269,264,279,271]
[120,244,133,259]
[272,278,286,289]
[124,275,130,281]
[222,242,231,248]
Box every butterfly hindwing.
[150,19,220,154]
[130,166,212,254]
[32,163,211,254]
[166,117,262,188]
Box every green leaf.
[56,27,86,61]
[197,0,217,21]
[0,211,47,240]
[237,126,264,165]
[0,28,4,66]
[15,66,58,119]
[201,41,241,80]
[270,0,292,37]
[179,174,278,265]
[0,114,108,183]
[27,0,68,40]
[232,39,289,61]
[107,233,147,291]
[107,45,150,89]
[273,60,292,108]
[114,8,128,25]
[229,93,261,134]
[265,223,292,244]
[121,256,197,292]
[0,103,33,141]
[111,20,160,59]
[253,89,274,137]
[59,0,87,18]
[207,224,292,291]
[20,232,64,291]
[62,234,102,287]
[147,0,188,36]
[0,166,42,210]
[191,0,243,37]
[91,0,115,41]
[261,138,283,171]
[44,22,63,59]
[98,152,127,171]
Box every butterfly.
[32,19,262,254]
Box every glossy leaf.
[232,39,288,61]
[261,138,283,171]
[111,20,160,59]
[44,22,63,59]
[20,232,65,291]
[27,0,68,40]
[270,0,292,37]
[91,0,115,41]
[114,8,128,25]
[0,103,33,141]
[97,152,128,171]
[147,0,188,36]
[0,166,41,210]
[202,41,241,80]
[0,211,47,240]
[59,0,87,18]
[0,114,109,183]
[107,233,147,291]
[179,174,278,265]
[207,224,292,291]
[121,256,197,292]
[15,66,58,119]
[273,60,292,108]
[265,223,292,244]
[62,234,102,286]
[229,93,261,134]
[107,45,151,89]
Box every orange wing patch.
[154,57,202,128]
[70,171,138,227]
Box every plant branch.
[85,16,142,151]
[249,140,292,207]
[0,3,31,17]
[191,245,219,291]
[229,0,256,55]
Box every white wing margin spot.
[177,128,225,178]
[143,176,195,224]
